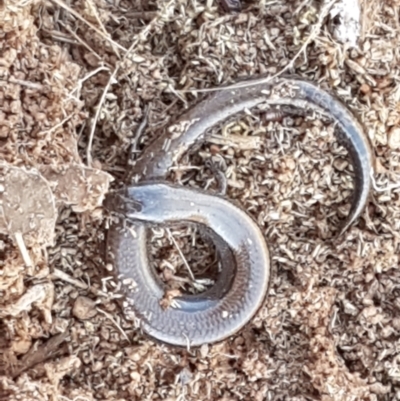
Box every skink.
[106,76,373,346]
[108,182,270,346]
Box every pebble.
[388,126,400,150]
[73,296,97,320]
[359,83,371,94]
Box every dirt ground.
[1,0,400,400]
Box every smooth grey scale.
[108,182,270,346]
[107,75,373,347]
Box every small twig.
[11,332,69,378]
[14,232,33,267]
[205,157,227,195]
[7,78,45,90]
[40,115,73,137]
[183,332,191,353]
[371,170,400,193]
[58,396,92,401]
[166,228,196,282]
[131,105,149,154]
[169,166,201,171]
[42,28,77,45]
[96,307,131,343]
[77,121,86,144]
[294,0,312,15]
[86,68,116,167]
[50,0,128,53]
[208,133,261,150]
[52,268,88,290]
[125,11,158,20]
[165,83,189,106]
[68,65,110,98]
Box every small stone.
[200,344,209,358]
[343,300,358,315]
[12,339,32,355]
[178,368,192,385]
[0,126,9,138]
[359,83,371,94]
[209,144,220,155]
[381,325,394,338]
[392,317,400,331]
[362,305,377,319]
[333,158,348,171]
[369,382,390,395]
[130,371,141,382]
[346,59,366,75]
[73,296,97,320]
[388,127,400,150]
[92,361,103,372]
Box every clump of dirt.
[1,0,400,400]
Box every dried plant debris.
[72,295,97,320]
[0,282,54,323]
[0,1,84,167]
[2,0,400,400]
[150,224,218,295]
[10,331,69,379]
[40,163,114,213]
[0,355,87,401]
[0,164,56,248]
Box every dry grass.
[1,0,400,400]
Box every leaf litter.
[1,0,400,400]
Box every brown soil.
[1,0,400,400]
